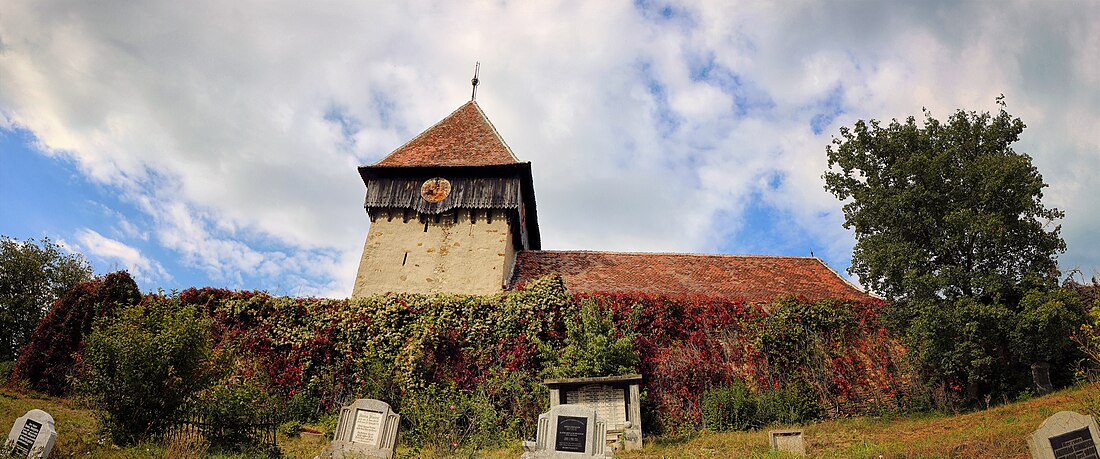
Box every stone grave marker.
[1028,410,1100,459]
[521,404,609,458]
[769,429,805,457]
[1031,362,1054,395]
[544,374,643,451]
[330,399,400,459]
[4,409,57,459]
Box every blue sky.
[2,1,1098,297]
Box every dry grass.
[2,383,1098,458]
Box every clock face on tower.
[420,177,451,203]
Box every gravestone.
[4,409,57,459]
[1031,362,1054,395]
[769,429,805,457]
[330,399,400,459]
[544,375,642,451]
[521,405,609,458]
[1028,410,1100,459]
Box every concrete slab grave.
[331,399,401,459]
[769,429,805,457]
[544,374,642,451]
[521,404,610,458]
[1028,410,1100,459]
[4,409,56,459]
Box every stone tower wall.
[352,209,516,297]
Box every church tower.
[352,99,541,297]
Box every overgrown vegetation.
[0,235,93,362]
[5,272,908,450]
[11,271,141,395]
[6,267,1095,454]
[74,296,219,444]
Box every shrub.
[701,381,757,431]
[399,384,502,453]
[194,378,279,453]
[11,271,140,394]
[74,297,218,444]
[757,383,821,425]
[0,361,13,383]
[544,298,639,378]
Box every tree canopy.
[0,236,93,361]
[823,103,1065,304]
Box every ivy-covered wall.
[178,275,908,438]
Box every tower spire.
[471,61,480,100]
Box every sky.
[1,1,1098,298]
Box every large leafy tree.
[0,236,93,361]
[823,102,1075,400]
[823,102,1064,304]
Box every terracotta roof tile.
[373,101,520,167]
[511,251,874,303]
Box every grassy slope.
[2,383,1098,458]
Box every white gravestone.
[4,409,56,459]
[331,399,400,459]
[565,385,626,426]
[1028,410,1100,459]
[521,404,609,459]
[546,375,643,451]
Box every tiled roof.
[373,101,521,167]
[511,251,874,303]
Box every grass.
[2,383,1098,458]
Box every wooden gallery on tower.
[351,90,872,304]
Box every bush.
[74,297,218,444]
[11,271,140,394]
[757,383,821,425]
[400,384,502,453]
[701,381,757,431]
[194,378,278,453]
[0,361,13,383]
[544,298,639,378]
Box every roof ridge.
[370,100,521,167]
[469,100,521,163]
[522,250,819,259]
[810,257,879,298]
[371,101,472,166]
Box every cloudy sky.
[1,1,1097,297]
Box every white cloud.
[73,228,169,284]
[1,0,1098,295]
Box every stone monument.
[4,409,57,459]
[1028,410,1100,459]
[769,429,805,456]
[543,374,642,451]
[331,399,401,459]
[521,404,610,458]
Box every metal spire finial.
[471,62,480,100]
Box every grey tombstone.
[769,429,805,457]
[1031,362,1054,395]
[4,409,57,459]
[331,399,400,459]
[521,405,609,459]
[545,374,643,451]
[1028,410,1100,459]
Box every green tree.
[823,102,1064,304]
[823,102,1072,401]
[74,296,219,444]
[0,236,93,361]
